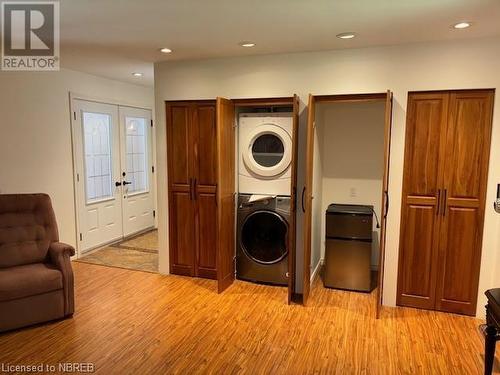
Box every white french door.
[72,99,154,253]
[119,106,154,237]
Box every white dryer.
[238,113,293,195]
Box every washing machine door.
[241,210,288,264]
[243,124,292,178]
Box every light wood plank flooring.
[0,262,496,374]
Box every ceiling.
[58,0,500,86]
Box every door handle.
[436,189,441,216]
[193,178,197,200]
[123,181,132,186]
[301,187,306,213]
[384,190,389,219]
[442,189,447,216]
[189,178,193,200]
[115,181,122,187]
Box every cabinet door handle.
[189,178,193,200]
[384,190,389,219]
[436,189,441,216]
[301,187,306,213]
[442,189,447,216]
[193,178,197,200]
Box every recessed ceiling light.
[453,22,471,29]
[132,72,143,77]
[336,32,356,40]
[160,47,172,53]
[239,42,256,47]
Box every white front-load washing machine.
[238,113,293,195]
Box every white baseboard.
[311,258,324,282]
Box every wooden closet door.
[397,92,449,310]
[216,97,236,293]
[435,90,494,315]
[302,94,316,306]
[166,103,197,276]
[192,104,218,279]
[376,90,393,319]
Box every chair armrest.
[48,242,75,315]
[48,242,75,263]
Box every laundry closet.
[165,97,300,303]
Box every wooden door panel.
[444,92,492,199]
[397,204,439,309]
[168,105,191,185]
[376,90,393,318]
[195,105,217,187]
[288,94,300,304]
[397,92,448,310]
[169,191,195,276]
[436,90,494,315]
[216,97,236,293]
[437,207,479,312]
[302,94,315,305]
[196,192,217,279]
[403,94,448,197]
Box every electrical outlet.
[350,187,357,198]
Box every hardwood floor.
[0,262,494,374]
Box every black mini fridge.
[323,204,376,292]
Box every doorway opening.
[302,92,392,317]
[70,98,158,272]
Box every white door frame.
[69,93,156,258]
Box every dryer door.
[241,210,288,264]
[243,124,292,178]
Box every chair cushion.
[0,263,63,302]
[0,194,59,268]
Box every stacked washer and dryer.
[236,113,293,286]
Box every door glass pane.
[252,133,284,167]
[125,117,148,193]
[82,112,113,203]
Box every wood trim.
[216,97,236,293]
[302,94,315,306]
[314,93,387,103]
[376,90,393,319]
[232,97,294,107]
[408,88,496,95]
[288,94,300,304]
[165,99,216,105]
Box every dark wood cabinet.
[397,89,494,315]
[167,100,234,283]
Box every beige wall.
[0,69,154,247]
[314,101,386,269]
[155,36,500,316]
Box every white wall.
[0,69,154,248]
[315,101,386,268]
[155,36,500,316]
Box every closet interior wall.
[313,101,386,272]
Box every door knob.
[115,181,122,187]
[123,181,132,186]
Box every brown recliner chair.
[0,194,75,332]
